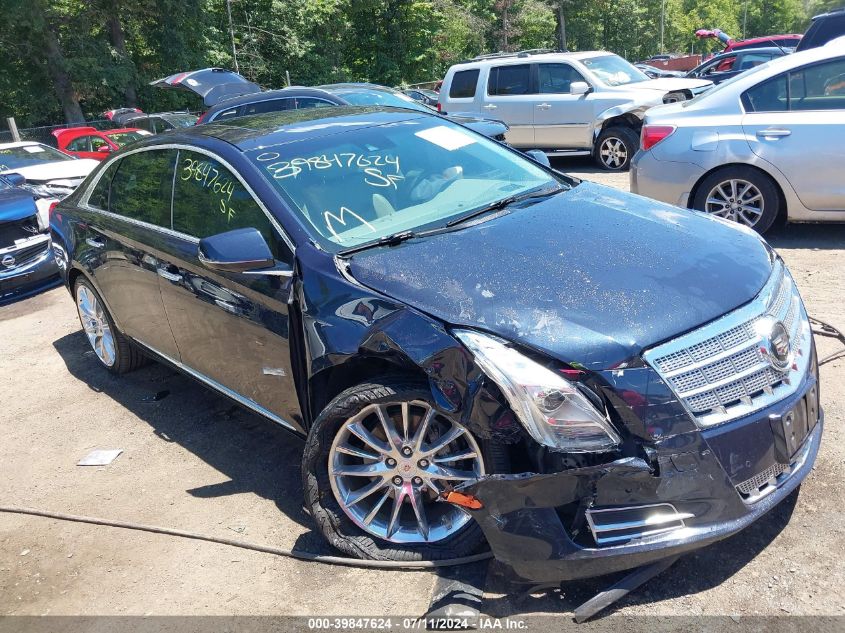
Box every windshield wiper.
[337,230,416,256]
[444,184,564,228]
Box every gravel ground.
[1,157,843,621]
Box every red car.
[724,34,802,52]
[52,126,150,161]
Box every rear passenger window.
[742,75,788,112]
[539,64,585,93]
[173,150,280,256]
[88,160,121,210]
[294,97,334,109]
[244,99,291,116]
[488,64,532,96]
[109,150,177,226]
[449,70,480,98]
[788,58,845,110]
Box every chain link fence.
[0,119,118,147]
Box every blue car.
[0,173,60,303]
[50,106,821,583]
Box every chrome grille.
[643,261,813,427]
[585,503,694,546]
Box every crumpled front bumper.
[450,375,823,583]
[0,238,60,304]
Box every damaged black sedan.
[50,106,822,581]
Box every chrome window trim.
[132,337,299,434]
[79,143,296,254]
[643,260,813,428]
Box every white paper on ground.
[77,448,123,466]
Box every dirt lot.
[1,158,844,621]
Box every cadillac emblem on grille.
[1,254,15,268]
[765,320,791,372]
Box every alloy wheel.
[599,137,628,169]
[76,285,116,367]
[704,179,764,227]
[328,401,484,544]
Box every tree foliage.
[0,0,813,127]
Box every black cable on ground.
[810,316,845,366]
[0,506,491,570]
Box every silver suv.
[440,50,712,170]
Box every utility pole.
[226,0,239,74]
[558,2,567,51]
[660,0,666,54]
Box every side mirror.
[570,81,591,95]
[524,149,551,168]
[5,172,25,186]
[97,145,112,153]
[198,227,277,274]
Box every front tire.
[595,126,639,171]
[691,166,781,234]
[74,277,147,374]
[302,379,507,561]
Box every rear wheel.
[595,126,639,171]
[74,277,147,374]
[302,379,508,561]
[692,166,780,234]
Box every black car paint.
[51,108,819,582]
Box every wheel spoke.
[386,488,405,539]
[345,479,388,507]
[335,442,381,461]
[333,461,391,477]
[411,407,434,452]
[363,490,390,526]
[347,421,391,455]
[433,448,478,464]
[400,402,410,442]
[375,405,403,452]
[423,463,478,482]
[408,487,430,540]
[420,425,466,458]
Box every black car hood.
[347,182,773,370]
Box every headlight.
[454,330,621,452]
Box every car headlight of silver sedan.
[454,330,621,452]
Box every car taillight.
[436,103,442,113]
[48,201,59,221]
[641,125,676,151]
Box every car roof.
[127,106,430,153]
[0,141,45,149]
[207,87,344,114]
[452,50,613,68]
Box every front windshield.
[582,55,650,86]
[164,114,198,127]
[334,89,433,113]
[248,116,562,251]
[106,131,147,146]
[0,144,72,170]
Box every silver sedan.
[631,41,845,233]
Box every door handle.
[756,128,791,138]
[156,267,182,283]
[85,237,104,248]
[536,103,551,110]
[482,104,497,110]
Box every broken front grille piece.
[585,503,693,546]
